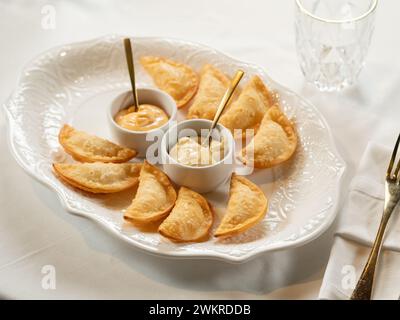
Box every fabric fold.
[319,142,400,300]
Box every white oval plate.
[3,35,346,263]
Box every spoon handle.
[211,70,244,130]
[123,38,139,111]
[204,70,244,144]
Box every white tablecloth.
[0,0,398,299]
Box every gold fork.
[351,133,400,300]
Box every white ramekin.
[108,88,177,158]
[160,119,235,194]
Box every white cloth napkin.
[319,142,400,300]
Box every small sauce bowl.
[108,88,177,157]
[160,119,235,193]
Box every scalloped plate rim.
[2,35,346,263]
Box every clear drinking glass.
[295,0,378,92]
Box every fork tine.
[395,149,400,181]
[387,133,400,179]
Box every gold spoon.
[202,69,244,146]
[123,38,139,112]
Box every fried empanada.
[59,124,136,163]
[187,64,230,120]
[124,161,177,224]
[140,56,199,108]
[158,187,213,242]
[215,174,268,238]
[241,105,297,168]
[53,162,141,193]
[220,76,272,135]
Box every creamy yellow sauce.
[114,104,169,131]
[169,136,225,167]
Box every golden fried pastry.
[158,187,213,242]
[187,64,230,120]
[241,105,297,168]
[215,174,268,238]
[59,124,136,163]
[219,76,272,135]
[53,162,141,193]
[124,161,177,224]
[140,56,199,108]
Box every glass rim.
[295,0,378,24]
